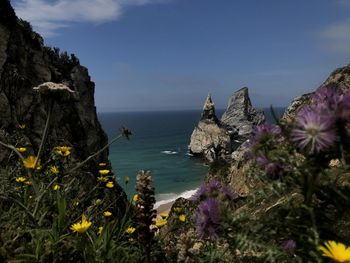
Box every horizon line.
[96,106,287,114]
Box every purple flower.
[245,124,282,159]
[291,107,336,154]
[191,184,208,201]
[282,239,296,253]
[312,86,342,109]
[264,162,289,179]
[191,180,223,201]
[254,123,281,137]
[207,180,221,192]
[337,91,350,121]
[222,186,236,200]
[196,198,220,240]
[312,86,350,122]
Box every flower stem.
[34,99,54,168]
[0,141,25,161]
[65,134,123,175]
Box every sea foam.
[154,188,198,209]
[161,150,178,155]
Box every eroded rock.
[221,87,265,139]
[189,94,231,162]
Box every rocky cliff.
[229,63,350,196]
[0,0,128,205]
[283,63,350,122]
[189,94,231,162]
[189,88,264,163]
[221,87,265,139]
[0,0,108,166]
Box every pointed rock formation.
[189,95,231,162]
[201,94,219,123]
[221,87,265,139]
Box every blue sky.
[13,0,350,112]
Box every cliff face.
[228,63,350,196]
[283,63,350,122]
[221,87,265,139]
[0,0,108,165]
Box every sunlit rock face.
[221,87,265,139]
[189,94,231,163]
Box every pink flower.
[291,107,336,154]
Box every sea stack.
[189,87,265,163]
[189,94,231,162]
[221,87,265,139]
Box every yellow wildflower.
[99,162,107,166]
[99,169,110,175]
[24,181,32,186]
[97,176,108,182]
[18,124,26,129]
[55,146,72,156]
[103,211,112,217]
[50,166,59,174]
[98,226,103,235]
[15,177,27,183]
[23,156,40,169]
[106,181,114,188]
[319,240,350,263]
[160,213,168,219]
[16,147,27,153]
[124,176,129,184]
[179,214,186,222]
[70,214,92,234]
[125,227,136,234]
[133,194,139,202]
[52,184,61,191]
[173,207,181,213]
[155,218,167,228]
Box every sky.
[12,0,350,112]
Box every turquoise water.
[98,108,284,205]
[98,110,210,205]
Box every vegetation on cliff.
[1,1,350,262]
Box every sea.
[98,108,285,208]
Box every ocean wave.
[154,188,198,209]
[161,150,178,155]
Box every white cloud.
[320,0,350,54]
[14,0,171,37]
[321,19,350,54]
